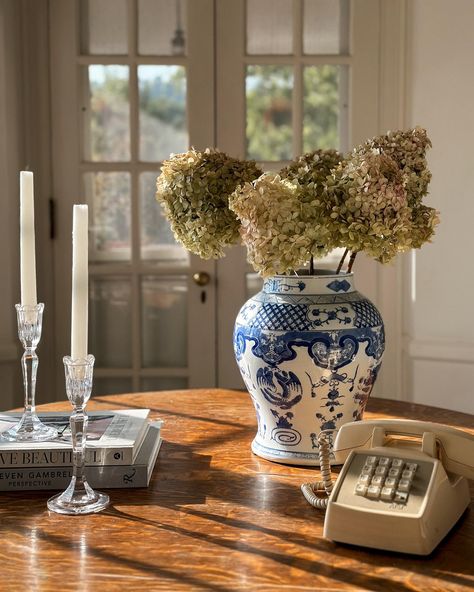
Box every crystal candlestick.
[47,355,109,515]
[1,304,58,442]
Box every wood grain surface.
[0,390,473,592]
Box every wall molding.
[405,338,474,364]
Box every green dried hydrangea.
[280,149,344,190]
[229,174,330,276]
[156,148,262,259]
[323,152,413,263]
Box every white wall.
[404,0,474,414]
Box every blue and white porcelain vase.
[234,271,385,465]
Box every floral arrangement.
[156,127,439,276]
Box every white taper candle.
[20,171,37,306]
[71,205,89,359]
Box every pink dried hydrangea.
[323,152,413,263]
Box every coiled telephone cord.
[301,430,334,509]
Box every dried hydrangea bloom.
[278,149,344,258]
[156,148,262,259]
[229,174,330,276]
[323,152,413,263]
[280,148,343,183]
[410,204,440,249]
[354,127,432,206]
[280,149,344,202]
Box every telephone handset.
[302,419,474,555]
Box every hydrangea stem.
[336,249,349,274]
[309,256,314,275]
[347,251,358,273]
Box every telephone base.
[323,449,471,555]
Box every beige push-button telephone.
[301,419,474,555]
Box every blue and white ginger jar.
[234,271,385,465]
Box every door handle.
[193,271,211,286]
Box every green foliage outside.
[246,64,341,162]
[303,65,340,153]
[138,66,186,131]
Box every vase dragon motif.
[234,272,385,465]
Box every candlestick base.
[1,412,58,442]
[47,477,109,515]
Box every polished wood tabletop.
[1,389,473,592]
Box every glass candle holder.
[1,304,58,442]
[47,355,109,515]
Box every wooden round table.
[1,390,473,591]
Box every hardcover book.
[0,409,150,467]
[0,421,163,491]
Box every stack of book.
[0,409,162,491]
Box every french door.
[50,0,216,397]
[49,0,383,398]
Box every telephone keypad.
[354,454,419,505]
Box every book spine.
[0,464,151,491]
[0,446,134,468]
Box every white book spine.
[0,439,161,491]
[0,465,146,490]
[0,410,152,468]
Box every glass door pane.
[138,0,187,56]
[89,277,133,368]
[82,65,131,162]
[141,276,188,368]
[139,172,189,264]
[138,65,188,161]
[246,65,294,160]
[81,0,128,55]
[85,172,132,262]
[246,0,293,55]
[303,65,349,152]
[303,0,350,55]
